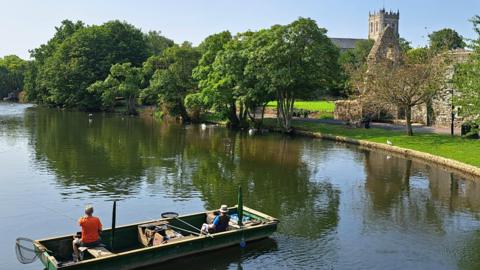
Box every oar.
[165,224,203,236]
[173,216,214,238]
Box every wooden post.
[111,201,116,251]
[237,186,243,227]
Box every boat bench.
[78,246,114,258]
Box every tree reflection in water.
[26,108,340,238]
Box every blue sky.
[1,0,479,59]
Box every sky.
[1,0,479,59]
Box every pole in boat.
[238,186,243,226]
[111,200,117,251]
[238,186,246,248]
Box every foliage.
[405,47,432,64]
[249,18,341,131]
[429,28,465,53]
[0,55,28,99]
[453,16,480,132]
[25,20,149,110]
[144,31,174,56]
[399,37,412,53]
[144,42,201,120]
[184,92,206,122]
[339,39,374,96]
[191,31,246,125]
[88,63,143,114]
[339,39,374,69]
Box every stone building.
[330,8,399,51]
[411,49,471,127]
[333,8,471,129]
[367,25,402,65]
[368,9,399,41]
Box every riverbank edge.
[145,108,480,178]
[290,129,480,178]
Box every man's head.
[219,205,228,216]
[85,205,94,216]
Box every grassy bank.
[267,101,335,112]
[264,118,480,167]
[267,100,335,120]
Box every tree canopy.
[250,18,341,131]
[25,20,149,110]
[429,28,465,53]
[143,42,201,120]
[0,55,28,99]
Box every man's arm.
[212,216,219,228]
[98,219,103,234]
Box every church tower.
[368,9,399,41]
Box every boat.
[33,205,279,270]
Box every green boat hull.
[35,206,278,270]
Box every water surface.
[1,103,480,270]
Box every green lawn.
[264,119,480,167]
[267,100,335,112]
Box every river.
[1,102,480,270]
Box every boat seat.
[78,246,114,258]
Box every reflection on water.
[1,103,480,270]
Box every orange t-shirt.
[78,216,102,243]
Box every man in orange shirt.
[72,205,103,262]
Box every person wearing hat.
[200,205,230,234]
[72,205,103,262]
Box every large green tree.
[250,18,341,132]
[88,63,143,114]
[25,20,149,110]
[429,28,465,53]
[144,42,201,121]
[193,31,273,127]
[0,55,28,99]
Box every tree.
[88,63,143,114]
[406,47,431,64]
[250,18,341,132]
[429,28,465,53]
[192,31,273,128]
[339,39,374,69]
[144,42,201,120]
[399,37,413,53]
[144,31,174,56]
[364,57,445,135]
[453,16,480,132]
[25,20,149,110]
[0,55,28,99]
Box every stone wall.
[411,49,471,128]
[334,100,362,123]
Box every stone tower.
[368,9,399,41]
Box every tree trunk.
[228,102,239,128]
[178,102,190,123]
[260,103,267,127]
[127,96,137,115]
[405,105,413,136]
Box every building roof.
[329,38,367,50]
